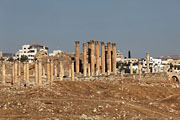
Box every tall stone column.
[88,42,91,64]
[112,43,117,74]
[101,42,105,74]
[71,61,74,81]
[18,61,21,76]
[54,65,57,77]
[23,62,27,82]
[50,60,54,82]
[138,63,142,74]
[42,66,46,77]
[12,62,14,82]
[130,62,133,74]
[95,41,100,75]
[83,43,87,76]
[136,68,139,74]
[14,62,18,83]
[146,52,150,73]
[47,59,50,81]
[26,62,29,84]
[35,60,38,83]
[2,62,6,84]
[69,68,71,77]
[88,63,91,77]
[38,60,42,85]
[107,42,112,74]
[75,41,80,73]
[59,61,63,81]
[90,40,95,76]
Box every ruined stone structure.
[75,40,117,76]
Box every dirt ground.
[0,78,180,120]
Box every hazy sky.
[0,0,180,58]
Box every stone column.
[90,40,95,76]
[38,60,42,85]
[2,62,6,84]
[35,60,38,83]
[42,66,46,77]
[14,61,18,83]
[71,61,74,81]
[95,41,100,75]
[138,64,142,74]
[18,61,21,76]
[23,62,27,82]
[69,68,71,77]
[54,65,57,77]
[26,62,29,84]
[83,43,87,76]
[107,42,112,74]
[112,43,117,74]
[88,63,91,77]
[59,61,63,81]
[75,41,80,73]
[101,42,105,74]
[130,62,133,74]
[146,52,150,73]
[47,59,50,81]
[50,60,54,81]
[136,68,139,74]
[12,62,14,82]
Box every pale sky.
[0,0,180,58]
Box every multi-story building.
[16,44,48,62]
[141,57,164,73]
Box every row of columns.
[75,40,117,76]
[1,60,75,85]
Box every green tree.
[7,57,14,62]
[20,55,28,62]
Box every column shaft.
[23,62,27,82]
[107,42,112,74]
[83,43,87,76]
[47,59,50,81]
[90,40,95,76]
[59,61,63,81]
[112,43,117,74]
[38,60,42,85]
[26,62,29,84]
[71,61,74,81]
[35,61,38,83]
[101,42,105,74]
[75,41,80,73]
[95,41,100,75]
[2,62,6,84]
[146,52,150,73]
[50,60,54,81]
[14,62,18,83]
[130,62,133,74]
[18,61,21,76]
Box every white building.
[49,50,62,56]
[141,57,164,73]
[16,44,48,63]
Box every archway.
[172,76,179,82]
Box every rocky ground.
[0,78,180,120]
